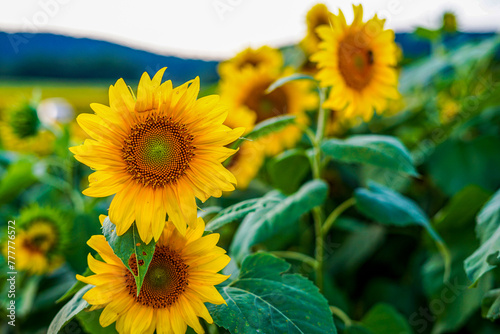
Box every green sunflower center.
[338,32,375,90]
[126,246,189,308]
[122,115,194,188]
[9,104,40,139]
[243,83,289,123]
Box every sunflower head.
[77,217,230,334]
[311,4,400,123]
[300,3,331,55]
[0,101,55,155]
[442,11,458,33]
[70,68,244,243]
[218,46,283,77]
[220,67,317,156]
[5,205,71,275]
[226,140,265,190]
[7,102,40,139]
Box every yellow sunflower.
[5,205,69,275]
[311,4,399,123]
[220,67,317,156]
[218,46,283,78]
[300,4,331,56]
[77,217,230,334]
[226,140,265,190]
[0,101,55,156]
[70,68,244,243]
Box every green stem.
[330,306,352,327]
[322,198,356,235]
[270,251,318,269]
[437,241,452,283]
[313,207,324,290]
[312,87,328,290]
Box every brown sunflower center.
[238,55,262,70]
[126,246,188,309]
[338,32,374,90]
[122,115,195,188]
[23,221,57,254]
[243,83,289,123]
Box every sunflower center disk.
[23,221,58,253]
[126,246,189,308]
[122,116,194,188]
[244,84,289,123]
[338,32,375,90]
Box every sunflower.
[5,205,70,275]
[311,4,399,123]
[70,68,244,243]
[0,101,55,155]
[220,67,317,156]
[77,217,230,334]
[300,4,331,56]
[218,46,283,78]
[226,140,265,190]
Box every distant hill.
[0,32,220,85]
[0,32,496,85]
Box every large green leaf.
[321,135,417,176]
[268,149,311,194]
[207,253,336,334]
[48,285,92,334]
[354,182,442,242]
[361,303,413,334]
[205,192,284,231]
[102,217,156,295]
[230,180,328,262]
[355,182,450,279]
[464,189,500,285]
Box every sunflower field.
[1,3,500,334]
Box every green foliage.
[230,180,328,262]
[266,73,317,93]
[102,217,156,295]
[0,158,40,204]
[360,303,413,334]
[354,182,442,242]
[48,285,92,334]
[268,148,310,194]
[321,135,417,176]
[207,253,336,334]
[465,189,500,285]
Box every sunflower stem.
[270,251,318,269]
[322,198,356,235]
[312,87,328,291]
[330,306,353,327]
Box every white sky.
[1,0,499,60]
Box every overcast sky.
[1,0,499,60]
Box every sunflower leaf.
[321,135,418,176]
[266,73,317,93]
[464,188,500,286]
[207,252,337,334]
[102,217,156,296]
[354,182,450,281]
[205,192,283,231]
[48,284,92,334]
[230,179,328,262]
